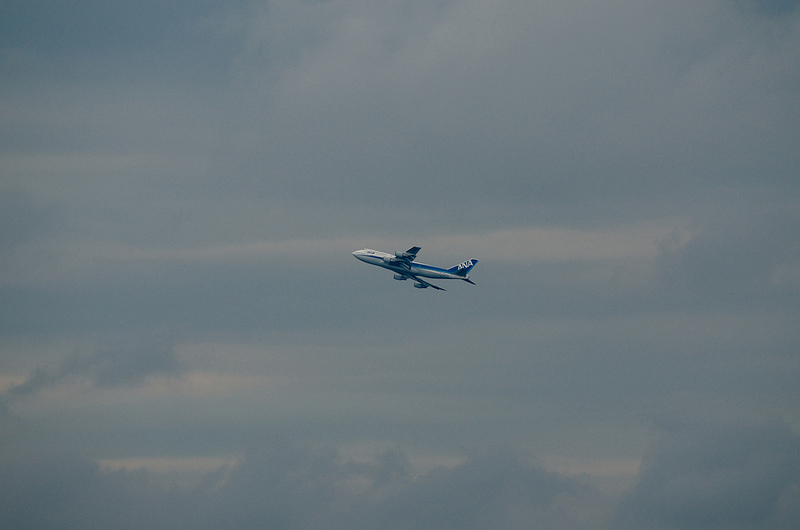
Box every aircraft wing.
[408,274,446,291]
[404,246,421,259]
[387,246,421,267]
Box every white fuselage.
[352,249,465,280]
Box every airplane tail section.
[447,259,478,277]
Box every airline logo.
[457,260,475,270]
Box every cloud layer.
[1,0,799,527]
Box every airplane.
[352,246,478,291]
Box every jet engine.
[413,282,426,289]
[393,274,407,281]
[395,251,413,259]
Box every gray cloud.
[1,367,54,402]
[657,199,800,310]
[1,339,180,411]
[0,444,606,530]
[0,188,57,249]
[1,422,797,529]
[371,447,604,530]
[62,339,181,388]
[745,0,800,17]
[1,1,799,527]
[614,419,800,529]
[6,1,797,238]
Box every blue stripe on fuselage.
[411,262,441,271]
[382,261,443,273]
[409,262,460,278]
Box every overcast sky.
[1,0,799,528]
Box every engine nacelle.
[395,251,412,259]
[393,274,407,281]
[413,282,426,289]
[383,256,395,264]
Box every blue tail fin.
[447,259,478,277]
